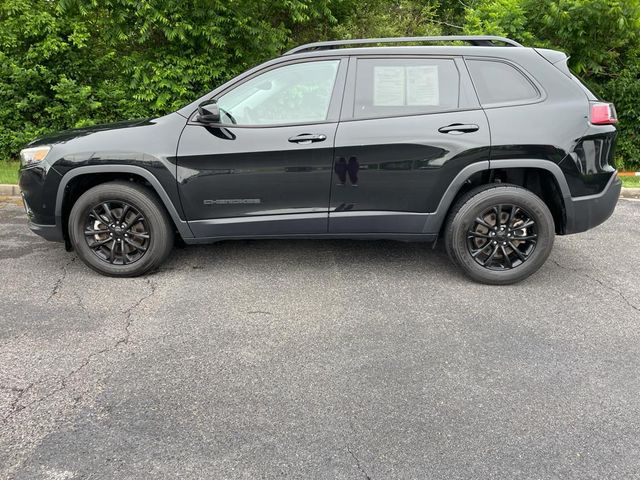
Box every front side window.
[354,58,460,119]
[216,60,340,126]
[466,59,540,105]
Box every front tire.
[444,184,555,285]
[68,181,174,277]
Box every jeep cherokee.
[18,36,622,284]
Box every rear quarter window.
[466,59,540,106]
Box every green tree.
[0,0,104,156]
[464,0,640,169]
[1,0,639,169]
[330,0,442,39]
[0,0,335,159]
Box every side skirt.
[186,211,438,242]
[183,233,437,245]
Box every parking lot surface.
[1,198,639,479]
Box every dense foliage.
[1,0,638,169]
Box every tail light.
[590,102,618,125]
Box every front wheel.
[68,181,174,277]
[444,184,555,285]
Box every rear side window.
[466,59,539,105]
[354,58,459,119]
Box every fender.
[423,159,573,234]
[55,165,194,239]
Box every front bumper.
[27,220,64,242]
[20,163,65,243]
[564,173,622,234]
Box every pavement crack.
[2,278,158,423]
[2,383,35,420]
[552,260,639,314]
[115,278,157,348]
[346,445,372,480]
[47,256,76,302]
[1,346,112,423]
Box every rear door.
[329,55,490,234]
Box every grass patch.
[621,176,640,188]
[0,161,19,184]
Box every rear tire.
[68,181,174,277]
[444,184,555,285]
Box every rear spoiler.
[535,48,572,76]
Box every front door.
[177,58,346,238]
[329,56,491,234]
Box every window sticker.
[406,65,439,106]
[373,66,406,106]
[372,65,440,107]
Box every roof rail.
[284,36,524,55]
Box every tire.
[68,181,174,277]
[444,184,555,285]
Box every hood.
[27,118,154,147]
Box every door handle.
[288,133,327,144]
[438,124,480,134]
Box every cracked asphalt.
[1,198,639,480]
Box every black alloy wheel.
[85,201,150,265]
[69,181,174,277]
[466,204,538,270]
[444,184,555,285]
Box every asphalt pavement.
[1,198,639,480]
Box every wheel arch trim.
[424,159,573,234]
[55,165,194,239]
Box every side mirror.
[197,99,221,124]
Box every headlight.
[20,146,51,167]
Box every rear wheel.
[444,184,555,285]
[68,181,174,277]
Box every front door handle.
[288,133,327,144]
[438,124,480,134]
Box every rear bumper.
[564,174,621,234]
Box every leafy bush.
[0,0,335,158]
[464,0,640,170]
[1,0,638,170]
[598,62,640,170]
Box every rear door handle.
[438,124,480,134]
[288,133,327,144]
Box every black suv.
[19,36,621,284]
